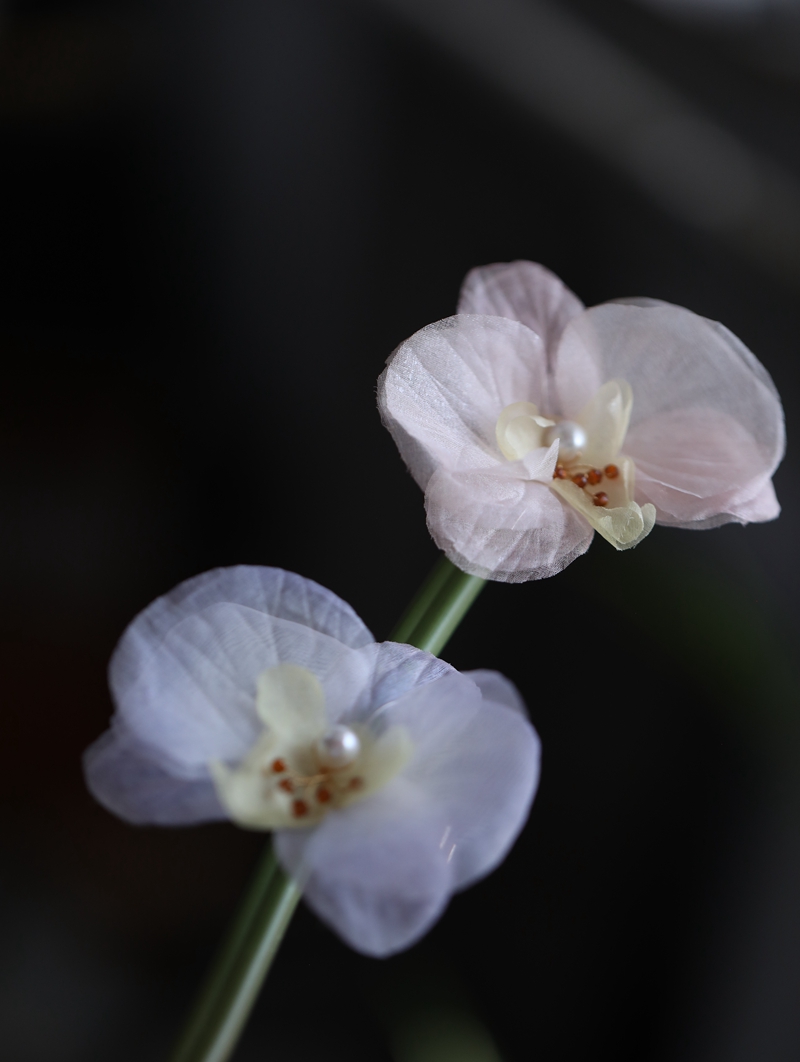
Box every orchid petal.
[83,723,226,825]
[392,677,540,891]
[627,406,781,527]
[275,785,451,956]
[378,315,550,487]
[458,260,584,354]
[275,671,539,956]
[425,466,593,581]
[552,464,656,550]
[557,303,784,485]
[109,601,371,776]
[465,670,528,718]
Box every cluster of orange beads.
[267,757,364,818]
[553,463,619,507]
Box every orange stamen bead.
[271,758,287,773]
[553,465,567,480]
[593,492,609,507]
[604,464,619,479]
[347,777,364,791]
[278,778,294,793]
[587,469,602,485]
[292,799,309,818]
[572,473,588,488]
[316,786,332,804]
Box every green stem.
[167,848,300,1062]
[392,556,486,654]
[166,555,486,1062]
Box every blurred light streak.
[368,0,800,285]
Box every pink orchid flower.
[378,261,784,582]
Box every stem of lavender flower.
[165,555,485,1062]
[167,846,300,1062]
[391,556,486,654]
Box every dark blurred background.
[2,0,800,1059]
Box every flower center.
[542,420,587,460]
[552,460,619,507]
[266,725,366,820]
[210,665,414,831]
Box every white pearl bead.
[317,725,361,768]
[543,420,587,459]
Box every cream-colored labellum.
[211,664,412,830]
[495,380,655,551]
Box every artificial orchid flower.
[83,566,540,957]
[378,261,784,582]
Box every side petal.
[627,407,781,527]
[110,603,371,774]
[378,315,550,488]
[348,642,452,722]
[275,783,453,957]
[465,670,528,717]
[384,672,541,892]
[425,467,593,582]
[457,261,584,356]
[83,724,225,826]
[555,304,785,490]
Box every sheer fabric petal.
[384,673,540,890]
[378,315,550,488]
[109,603,372,776]
[557,302,783,465]
[84,724,226,825]
[465,670,528,717]
[111,566,374,665]
[457,260,584,355]
[425,466,594,581]
[275,784,451,956]
[275,672,539,956]
[627,407,780,526]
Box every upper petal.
[110,601,372,775]
[457,261,584,356]
[378,315,550,488]
[348,641,452,721]
[110,566,374,661]
[425,466,594,582]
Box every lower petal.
[552,478,656,550]
[275,784,453,957]
[425,468,594,582]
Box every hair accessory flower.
[378,261,785,582]
[84,566,540,957]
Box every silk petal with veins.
[83,566,541,957]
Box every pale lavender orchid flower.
[83,566,540,956]
[377,261,784,582]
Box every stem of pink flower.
[391,556,486,655]
[165,556,486,1062]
